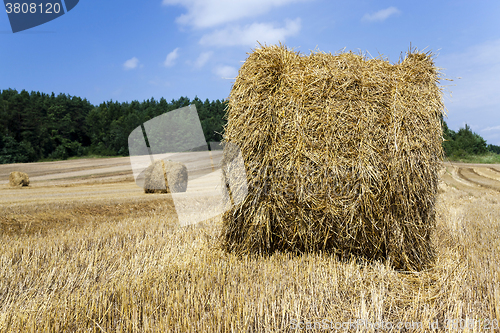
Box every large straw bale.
[144,160,188,194]
[9,171,29,187]
[220,44,444,271]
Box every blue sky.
[1,0,499,144]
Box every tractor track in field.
[488,167,500,175]
[456,167,500,192]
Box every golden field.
[0,158,499,332]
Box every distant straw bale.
[220,44,444,271]
[9,171,29,187]
[144,160,188,194]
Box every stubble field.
[0,157,499,332]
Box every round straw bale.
[9,171,29,187]
[144,160,188,194]
[220,44,444,271]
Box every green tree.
[441,120,488,157]
[455,124,487,155]
[0,136,36,163]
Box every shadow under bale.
[220,44,444,271]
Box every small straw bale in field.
[9,171,29,187]
[144,160,188,194]
[220,44,444,271]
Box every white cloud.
[164,48,180,67]
[123,57,140,70]
[194,51,213,68]
[200,18,301,47]
[213,65,237,78]
[362,7,400,22]
[162,0,309,29]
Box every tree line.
[0,89,227,164]
[0,88,499,164]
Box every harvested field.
[0,157,499,332]
[0,156,134,185]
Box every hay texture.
[220,44,444,271]
[144,160,188,194]
[9,171,29,187]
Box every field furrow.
[457,167,500,192]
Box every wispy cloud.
[162,0,309,29]
[194,51,213,68]
[123,57,140,70]
[481,125,500,132]
[362,7,400,22]
[164,48,180,67]
[200,18,301,47]
[213,65,237,78]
